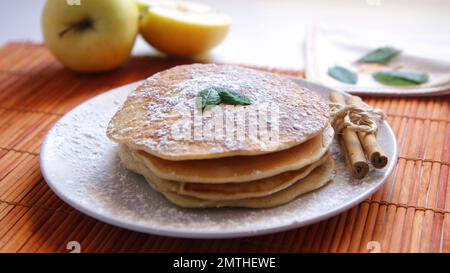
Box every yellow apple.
[139,0,231,57]
[42,0,139,73]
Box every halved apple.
[139,0,231,57]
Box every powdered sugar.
[40,79,397,238]
[106,64,330,160]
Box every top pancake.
[107,64,329,161]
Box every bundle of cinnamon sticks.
[330,92,388,179]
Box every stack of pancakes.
[107,64,335,208]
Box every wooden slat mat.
[0,42,449,253]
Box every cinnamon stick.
[346,96,388,169]
[330,92,369,179]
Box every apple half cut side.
[139,0,232,57]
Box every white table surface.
[1,0,450,69]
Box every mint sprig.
[358,46,401,65]
[196,87,251,110]
[373,70,429,86]
[196,87,221,110]
[327,65,358,84]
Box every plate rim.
[40,78,398,239]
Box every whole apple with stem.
[42,0,139,73]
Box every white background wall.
[1,0,450,69]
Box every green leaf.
[196,87,251,110]
[373,70,429,86]
[216,88,251,106]
[196,87,221,110]
[327,65,358,84]
[358,46,401,64]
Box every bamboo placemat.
[0,42,448,253]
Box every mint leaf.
[196,87,251,110]
[197,87,221,110]
[216,88,251,106]
[373,70,429,86]
[327,65,358,84]
[358,46,401,64]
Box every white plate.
[305,24,450,96]
[40,78,398,239]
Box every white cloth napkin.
[304,24,450,96]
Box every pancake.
[120,144,330,200]
[179,154,330,200]
[129,125,333,183]
[132,154,335,208]
[107,64,329,161]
